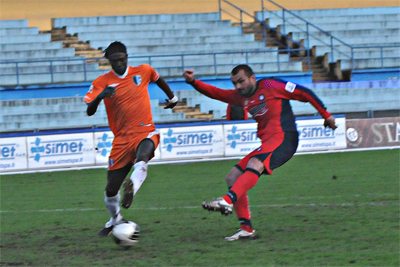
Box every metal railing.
[260,0,400,69]
[217,0,311,68]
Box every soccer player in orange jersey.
[84,41,178,236]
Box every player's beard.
[239,85,257,97]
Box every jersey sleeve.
[84,77,106,104]
[266,78,331,119]
[191,80,242,105]
[142,64,160,82]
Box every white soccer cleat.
[202,197,233,215]
[224,229,257,241]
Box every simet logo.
[227,125,258,148]
[30,137,84,162]
[0,144,17,159]
[162,128,214,152]
[96,133,113,157]
[298,124,335,139]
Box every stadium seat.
[255,6,400,73]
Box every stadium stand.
[50,12,302,78]
[1,3,399,132]
[0,19,102,86]
[254,6,400,81]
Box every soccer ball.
[112,221,140,247]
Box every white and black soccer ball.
[112,221,140,247]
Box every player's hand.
[98,86,116,99]
[183,70,195,84]
[324,116,337,130]
[164,95,178,109]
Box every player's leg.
[99,163,132,236]
[269,132,299,171]
[203,165,257,240]
[224,166,254,231]
[224,132,298,205]
[202,156,264,215]
[122,133,159,209]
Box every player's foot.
[98,225,114,237]
[122,179,134,209]
[202,197,233,215]
[98,214,126,237]
[224,228,257,241]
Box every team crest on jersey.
[285,82,296,93]
[133,75,142,85]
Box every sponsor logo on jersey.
[248,102,269,118]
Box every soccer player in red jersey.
[183,65,337,241]
[85,41,178,236]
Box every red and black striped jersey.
[191,78,331,141]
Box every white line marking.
[0,201,397,213]
[1,147,399,175]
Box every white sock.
[104,193,121,227]
[130,161,148,195]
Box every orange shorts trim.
[108,131,160,170]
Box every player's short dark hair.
[231,64,254,77]
[104,41,127,59]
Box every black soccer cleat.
[98,225,113,237]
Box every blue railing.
[0,48,303,87]
[259,0,400,68]
[217,0,312,68]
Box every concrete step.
[282,20,400,33]
[52,12,221,27]
[120,42,266,54]
[0,27,39,36]
[267,7,400,17]
[291,28,400,40]
[0,19,28,28]
[0,34,51,44]
[88,34,256,49]
[265,13,400,28]
[0,48,77,60]
[0,41,64,51]
[76,27,243,41]
[65,20,232,34]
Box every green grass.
[1,149,399,267]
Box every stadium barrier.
[1,115,344,173]
[1,116,399,174]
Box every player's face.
[231,69,257,97]
[108,52,128,75]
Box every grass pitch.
[1,149,399,267]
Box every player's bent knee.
[136,139,155,162]
[246,157,265,174]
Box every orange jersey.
[84,64,159,136]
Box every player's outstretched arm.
[156,77,178,109]
[182,70,239,105]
